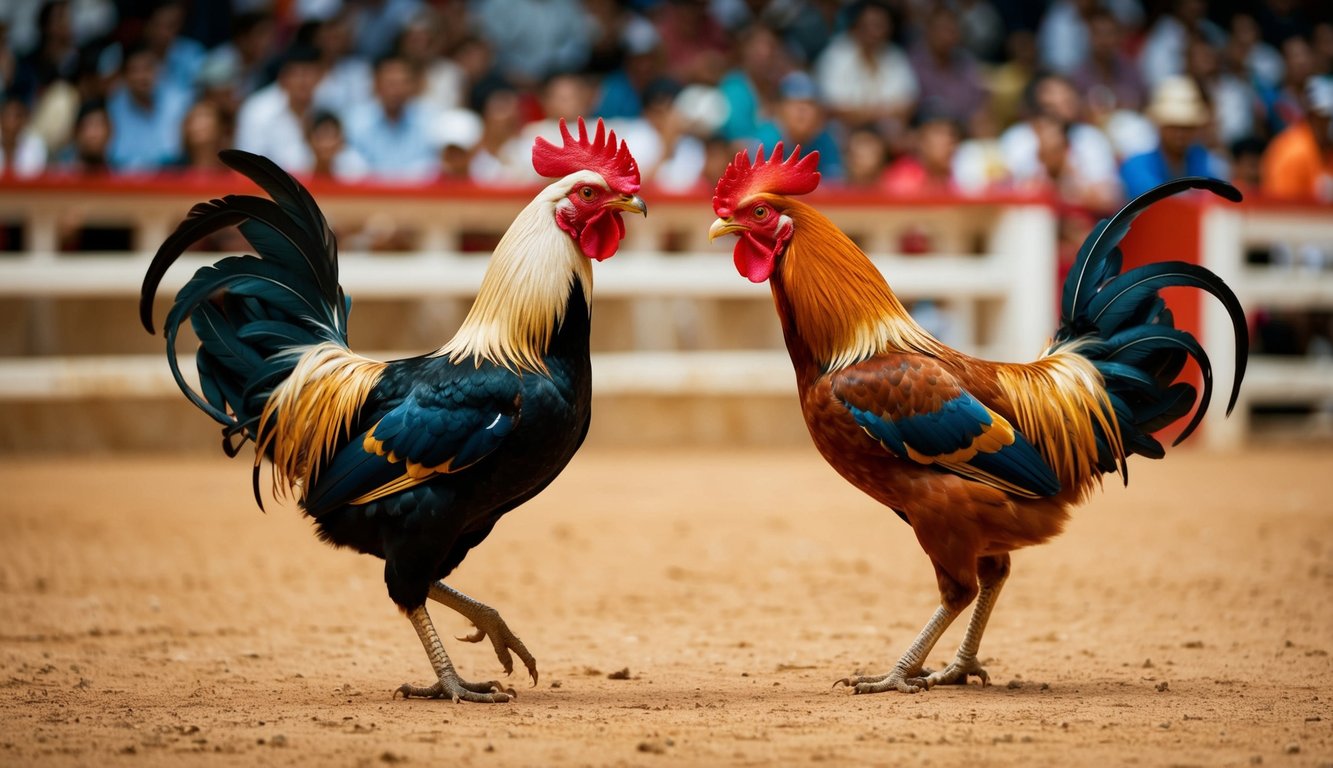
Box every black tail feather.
[1056,177,1248,472]
[140,150,347,450]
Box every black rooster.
[140,119,645,702]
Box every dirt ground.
[0,447,1330,767]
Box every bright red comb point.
[532,117,641,193]
[712,142,821,217]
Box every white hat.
[1146,76,1209,127]
[431,109,483,150]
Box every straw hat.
[1146,76,1209,127]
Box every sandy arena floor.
[0,447,1330,767]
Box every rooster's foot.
[430,583,539,686]
[834,669,927,694]
[394,673,516,703]
[910,656,989,689]
[456,606,538,686]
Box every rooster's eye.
[753,206,768,219]
[579,186,595,200]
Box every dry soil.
[1,448,1330,767]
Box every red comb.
[712,142,821,217]
[532,117,640,193]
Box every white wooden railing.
[1200,201,1333,447]
[0,178,1056,429]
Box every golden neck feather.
[776,199,944,371]
[437,181,594,374]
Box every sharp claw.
[833,678,850,689]
[458,628,486,644]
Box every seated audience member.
[344,53,439,182]
[1000,72,1120,209]
[909,6,988,126]
[0,91,47,177]
[54,99,111,174]
[469,83,534,186]
[1261,76,1333,202]
[609,78,704,192]
[1228,136,1266,195]
[753,71,843,181]
[172,99,227,174]
[432,108,482,181]
[234,46,323,173]
[814,1,916,139]
[106,45,191,172]
[882,115,962,195]
[716,23,788,144]
[1120,76,1228,199]
[842,126,889,189]
[306,111,369,182]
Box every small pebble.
[1284,743,1300,755]
[1156,681,1170,692]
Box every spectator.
[753,71,843,181]
[198,12,275,101]
[106,45,191,172]
[1036,0,1096,76]
[1072,10,1147,116]
[1187,33,1262,149]
[1261,76,1333,203]
[306,111,369,182]
[471,0,591,87]
[310,10,372,120]
[1001,73,1120,210]
[987,29,1037,129]
[54,98,110,174]
[234,46,322,173]
[611,78,705,192]
[593,17,666,120]
[396,9,465,114]
[469,82,531,186]
[909,6,989,126]
[813,0,916,138]
[716,23,789,143]
[140,0,205,96]
[653,0,730,85]
[432,108,482,181]
[1120,76,1228,199]
[0,91,47,176]
[349,0,424,61]
[953,109,1010,195]
[344,53,439,182]
[882,115,962,195]
[842,125,889,188]
[1228,136,1266,196]
[1268,36,1318,132]
[12,0,76,103]
[1138,0,1225,92]
[172,99,227,174]
[1226,13,1284,92]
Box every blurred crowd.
[2,0,1333,209]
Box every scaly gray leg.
[835,604,961,694]
[913,555,1010,688]
[429,581,538,686]
[395,605,515,703]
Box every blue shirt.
[718,70,760,142]
[106,84,192,172]
[344,100,440,182]
[594,70,642,120]
[1120,144,1229,199]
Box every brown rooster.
[708,144,1247,694]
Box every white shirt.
[234,84,314,173]
[999,120,1120,188]
[0,129,47,177]
[813,34,918,113]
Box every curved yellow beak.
[709,218,744,242]
[608,194,648,216]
